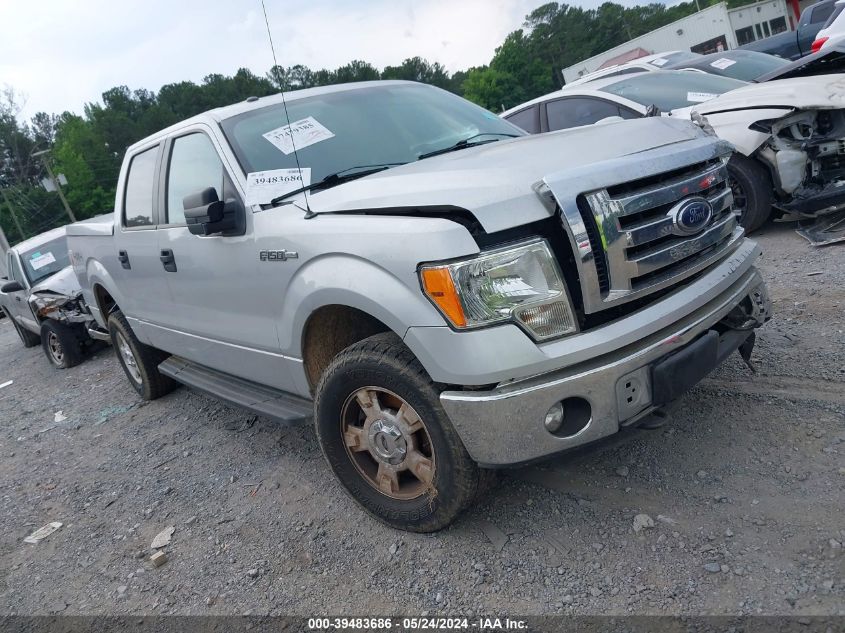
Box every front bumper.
[439,262,771,467]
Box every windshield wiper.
[269,163,407,205]
[417,132,520,160]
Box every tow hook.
[638,408,670,430]
[738,332,757,373]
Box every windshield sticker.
[650,57,669,67]
[245,168,311,206]
[687,92,719,103]
[29,251,57,271]
[262,117,335,155]
[710,58,737,70]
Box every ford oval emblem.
[669,197,713,236]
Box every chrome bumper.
[440,261,770,467]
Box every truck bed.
[66,213,115,237]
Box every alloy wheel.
[340,386,436,500]
[115,331,142,384]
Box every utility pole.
[0,186,26,241]
[32,149,76,223]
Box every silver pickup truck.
[67,80,772,532]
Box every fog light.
[544,402,565,433]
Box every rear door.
[154,125,294,390]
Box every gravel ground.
[0,222,842,617]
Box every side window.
[811,2,834,24]
[123,146,158,228]
[166,133,225,225]
[504,106,539,134]
[546,98,629,131]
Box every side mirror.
[183,187,243,236]
[1,280,24,293]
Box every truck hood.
[30,265,81,297]
[691,75,845,115]
[303,117,707,233]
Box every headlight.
[419,238,578,341]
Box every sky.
[0,0,642,119]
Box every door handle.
[118,250,131,269]
[159,249,177,273]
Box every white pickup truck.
[67,81,772,532]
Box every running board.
[158,356,313,425]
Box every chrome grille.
[575,158,742,313]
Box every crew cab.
[1,226,104,368]
[67,81,772,532]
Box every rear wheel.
[40,321,84,369]
[107,310,177,400]
[314,332,482,532]
[727,154,772,233]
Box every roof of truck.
[11,225,66,254]
[126,80,418,153]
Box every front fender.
[278,253,447,355]
[705,108,793,156]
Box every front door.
[154,127,294,390]
[4,252,36,331]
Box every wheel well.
[302,305,391,393]
[93,284,117,319]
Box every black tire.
[314,332,482,533]
[4,309,40,348]
[107,310,177,400]
[40,320,85,369]
[727,154,773,233]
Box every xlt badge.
[259,250,298,261]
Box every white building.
[562,0,801,84]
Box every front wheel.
[40,321,85,369]
[727,154,773,233]
[107,310,177,400]
[314,333,482,532]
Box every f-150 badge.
[259,250,298,261]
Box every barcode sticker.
[687,92,719,103]
[245,168,311,206]
[710,58,737,70]
[262,117,335,155]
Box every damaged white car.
[503,71,845,232]
[1,226,106,368]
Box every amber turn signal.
[420,267,467,328]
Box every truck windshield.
[220,83,523,183]
[19,236,70,285]
[600,72,748,111]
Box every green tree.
[461,66,524,112]
[52,113,118,218]
[335,60,380,83]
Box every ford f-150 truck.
[67,81,772,532]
